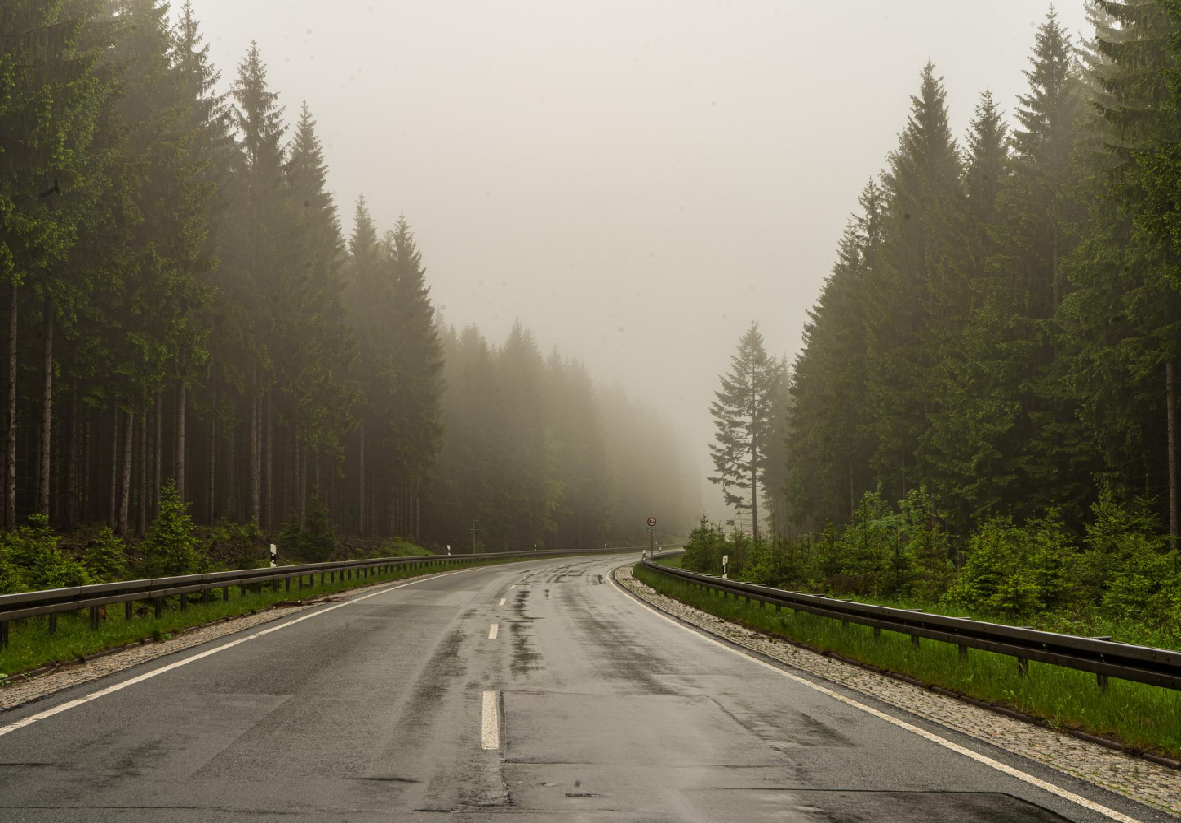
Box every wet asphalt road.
[0,554,1165,822]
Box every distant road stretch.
[0,554,1162,822]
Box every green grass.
[635,563,1181,760]
[375,539,433,558]
[0,556,519,679]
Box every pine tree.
[709,323,779,541]
[863,63,963,498]
[386,216,443,539]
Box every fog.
[188,0,1088,519]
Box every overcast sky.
[184,0,1090,519]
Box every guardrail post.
[873,627,880,639]
[49,613,58,634]
[154,597,163,618]
[0,619,7,651]
[203,589,210,605]
[958,644,968,660]
[125,601,133,620]
[1097,673,1109,692]
[89,606,99,629]
[910,635,920,648]
[179,594,187,611]
[223,586,229,602]
[1017,657,1029,677]
[285,577,291,592]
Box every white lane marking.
[481,690,499,750]
[510,584,516,589]
[0,570,471,740]
[619,577,1142,823]
[488,623,499,640]
[499,597,506,606]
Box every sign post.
[646,517,657,559]
[722,554,729,579]
[471,520,479,554]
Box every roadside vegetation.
[678,484,1181,651]
[634,561,1181,761]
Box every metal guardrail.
[0,546,647,650]
[641,558,1181,692]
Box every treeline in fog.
[787,6,1178,543]
[701,6,1180,625]
[0,1,697,559]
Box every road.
[0,554,1164,822]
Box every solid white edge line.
[481,689,499,750]
[0,568,474,740]
[614,571,1144,823]
[488,623,499,640]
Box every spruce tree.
[709,323,779,541]
[863,63,963,498]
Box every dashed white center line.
[488,623,499,640]
[481,690,500,750]
[510,584,516,589]
[499,597,506,606]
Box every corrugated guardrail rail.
[0,546,649,650]
[641,558,1181,692]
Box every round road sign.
[646,517,657,528]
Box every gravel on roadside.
[614,563,1181,819]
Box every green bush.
[142,480,204,576]
[680,515,730,575]
[278,513,302,554]
[83,527,128,583]
[1,514,90,590]
[299,495,335,562]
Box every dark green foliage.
[1,515,89,590]
[83,527,128,583]
[299,495,334,562]
[142,481,203,576]
[680,516,730,576]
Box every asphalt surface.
[0,554,1166,822]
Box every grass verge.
[634,562,1181,761]
[0,556,525,679]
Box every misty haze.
[1,2,1180,821]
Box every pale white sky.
[184,0,1090,519]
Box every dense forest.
[704,3,1180,625]
[0,0,698,572]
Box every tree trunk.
[358,422,366,535]
[108,406,119,526]
[1168,361,1179,552]
[153,392,162,517]
[6,282,16,529]
[66,389,78,529]
[137,407,147,535]
[37,299,53,517]
[250,393,260,523]
[208,382,217,524]
[298,437,306,521]
[175,371,186,500]
[264,387,273,534]
[80,408,90,522]
[119,410,133,535]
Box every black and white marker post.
[270,544,278,568]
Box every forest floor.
[634,562,1181,764]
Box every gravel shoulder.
[614,563,1181,819]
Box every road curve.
[0,554,1166,822]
